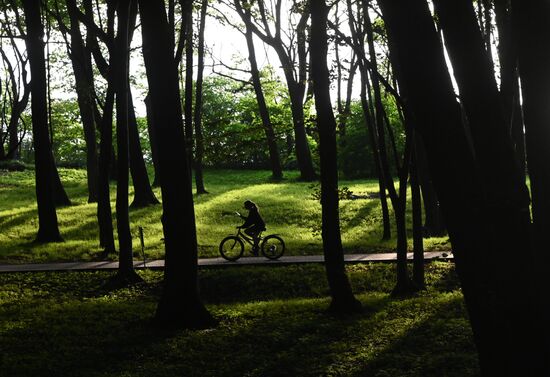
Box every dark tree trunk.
[379,0,545,374]
[513,0,550,354]
[113,0,140,282]
[183,0,194,170]
[97,83,116,256]
[243,12,283,181]
[123,1,158,208]
[365,2,413,294]
[139,0,214,329]
[66,0,99,204]
[410,140,425,289]
[494,0,526,178]
[414,134,445,236]
[310,0,361,315]
[145,93,161,187]
[194,0,209,193]
[128,86,159,207]
[22,0,62,243]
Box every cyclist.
[237,200,266,255]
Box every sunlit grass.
[0,168,450,263]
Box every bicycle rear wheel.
[261,235,285,260]
[219,236,244,261]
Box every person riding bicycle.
[237,200,266,255]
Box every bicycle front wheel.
[261,235,285,260]
[219,236,244,261]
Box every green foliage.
[50,99,88,167]
[201,73,295,169]
[0,263,477,377]
[0,159,28,171]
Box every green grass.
[0,168,450,263]
[0,262,478,377]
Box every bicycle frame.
[235,228,262,246]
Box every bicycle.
[219,212,285,261]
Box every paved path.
[0,251,453,273]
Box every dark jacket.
[241,207,266,230]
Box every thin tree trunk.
[97,83,116,256]
[194,0,209,193]
[145,93,161,187]
[128,86,159,207]
[359,67,391,240]
[411,139,425,289]
[22,0,62,243]
[66,0,99,203]
[183,0,194,170]
[139,0,214,329]
[310,0,361,315]
[415,134,445,236]
[243,12,283,181]
[113,0,140,282]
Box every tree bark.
[410,139,425,289]
[97,83,116,256]
[513,0,550,358]
[194,0,209,193]
[243,11,283,181]
[310,0,361,315]
[139,0,214,329]
[128,85,159,207]
[113,0,140,282]
[145,93,161,187]
[183,0,194,170]
[65,0,100,204]
[22,0,62,243]
[379,0,545,374]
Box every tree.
[51,0,100,203]
[310,0,361,314]
[139,0,214,329]
[512,0,550,350]
[234,0,316,181]
[378,0,545,374]
[0,4,30,161]
[112,0,141,283]
[193,0,209,193]
[22,0,62,243]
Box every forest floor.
[0,168,450,264]
[0,262,478,377]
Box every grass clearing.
[0,262,477,377]
[0,168,451,263]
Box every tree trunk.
[113,0,140,282]
[65,0,99,204]
[22,0,62,243]
[494,0,526,177]
[193,0,209,193]
[358,67,391,240]
[145,93,161,187]
[379,0,545,374]
[513,0,550,357]
[411,140,425,289]
[183,0,194,170]
[243,13,283,181]
[97,83,116,256]
[128,86,159,207]
[310,0,361,315]
[139,0,214,329]
[414,134,445,236]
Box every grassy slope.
[0,262,478,377]
[0,168,450,263]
